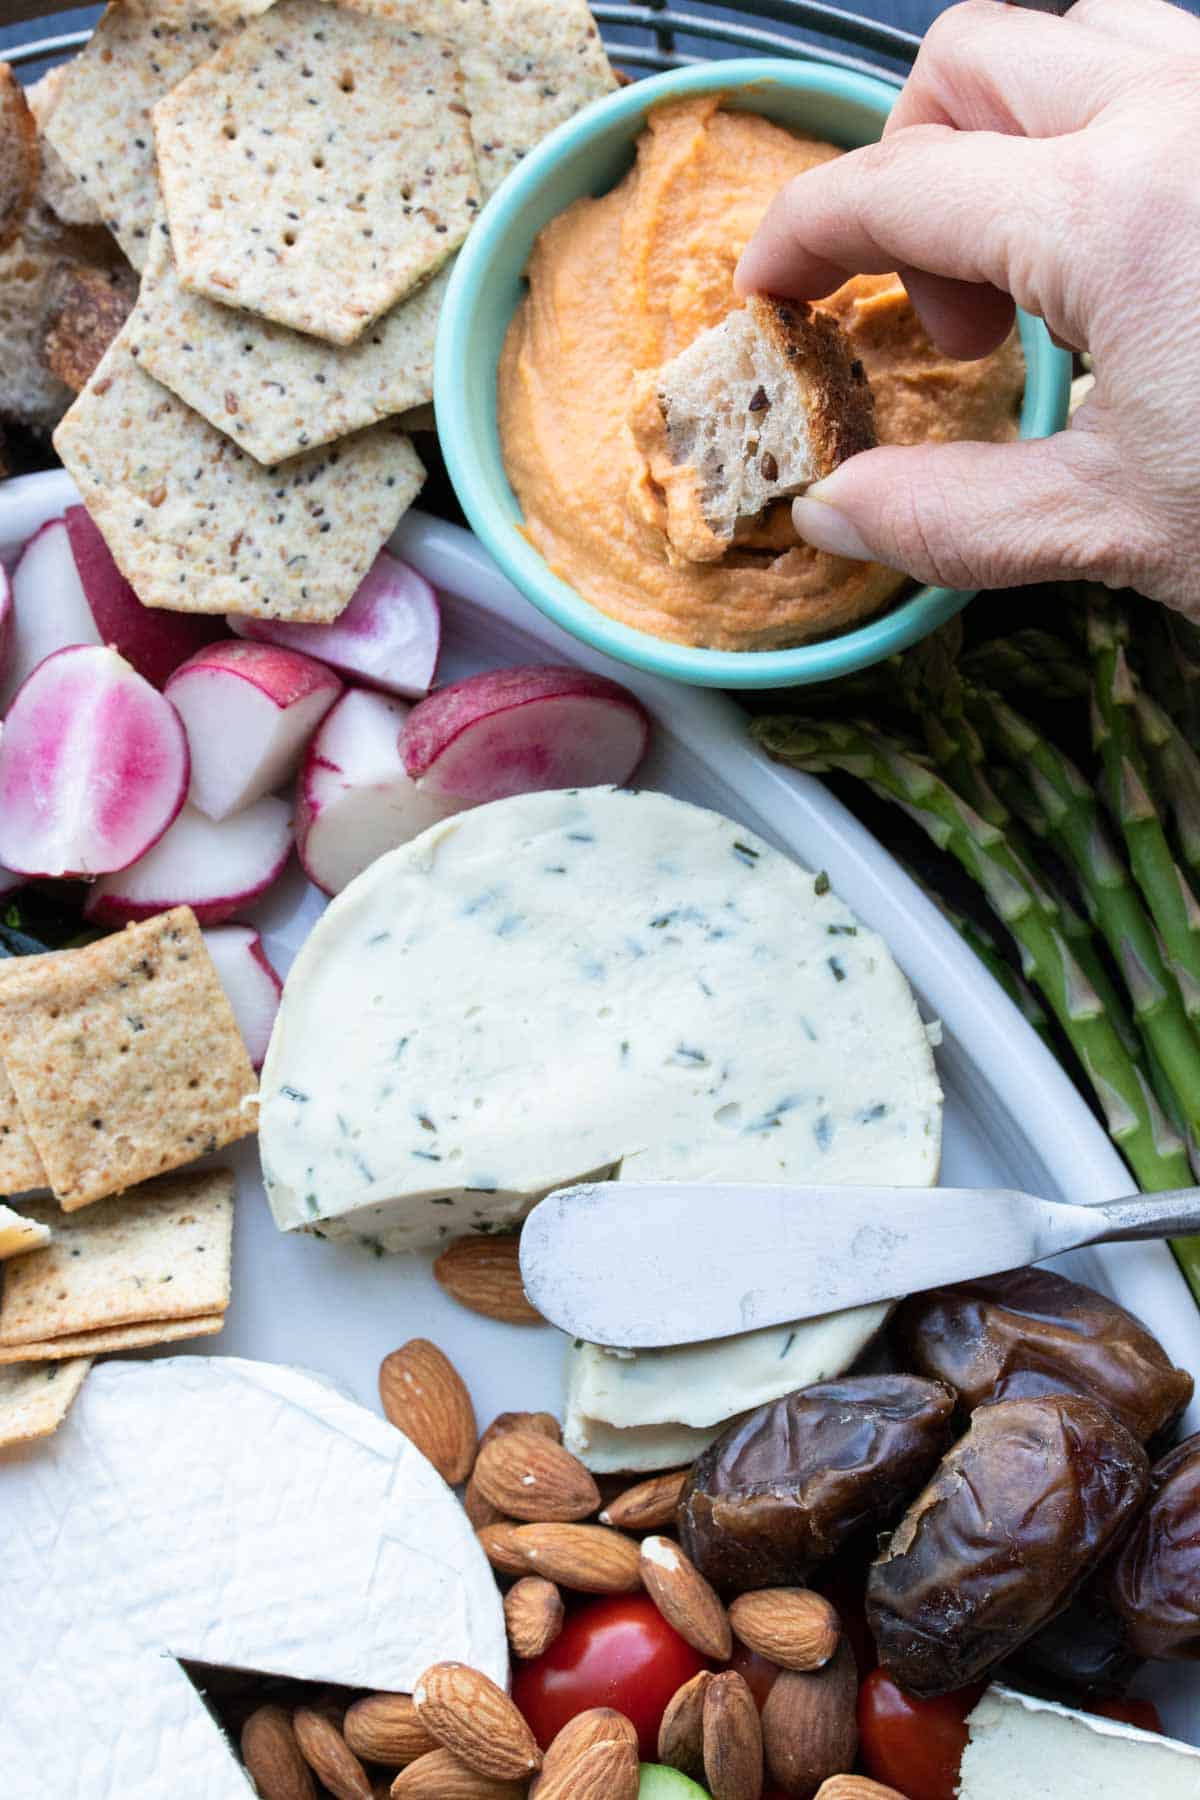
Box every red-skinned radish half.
[0,644,189,878]
[0,865,24,900]
[165,641,343,822]
[202,925,282,1069]
[64,506,225,689]
[403,664,651,804]
[1,518,101,712]
[297,688,461,897]
[228,549,440,698]
[83,797,293,927]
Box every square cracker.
[0,910,256,1209]
[0,958,47,1198]
[130,211,448,464]
[42,0,274,271]
[0,1170,233,1348]
[53,327,424,621]
[0,1358,90,1447]
[154,0,479,344]
[0,1314,223,1365]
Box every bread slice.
[630,295,876,563]
[43,262,137,394]
[0,65,39,256]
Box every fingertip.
[791,491,875,564]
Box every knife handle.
[1090,1189,1200,1243]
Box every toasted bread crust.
[0,66,40,256]
[42,262,137,394]
[750,294,877,478]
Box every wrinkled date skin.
[895,1267,1193,1442]
[1108,1432,1200,1659]
[866,1394,1149,1695]
[678,1374,955,1596]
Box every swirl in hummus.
[498,95,1027,653]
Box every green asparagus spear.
[961,629,1090,702]
[1131,685,1200,883]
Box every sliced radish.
[0,644,189,878]
[64,506,225,690]
[0,563,12,691]
[297,688,461,896]
[228,549,440,698]
[403,664,651,804]
[83,797,293,927]
[202,924,282,1068]
[165,641,343,823]
[0,865,24,899]
[1,518,101,712]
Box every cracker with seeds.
[129,211,448,464]
[0,910,256,1209]
[0,1358,90,1447]
[25,62,103,229]
[0,1314,223,1364]
[42,0,273,269]
[0,1205,51,1260]
[154,0,479,344]
[0,959,47,1198]
[54,328,424,620]
[0,1171,233,1348]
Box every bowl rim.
[435,56,1072,690]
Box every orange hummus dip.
[498,96,1027,653]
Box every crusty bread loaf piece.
[43,262,137,394]
[0,64,39,256]
[630,295,876,563]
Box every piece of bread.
[630,295,877,563]
[0,64,39,256]
[43,261,138,394]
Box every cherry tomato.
[858,1668,984,1800]
[1084,1695,1165,1734]
[729,1641,783,1711]
[511,1593,710,1760]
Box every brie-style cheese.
[958,1685,1200,1798]
[0,1202,50,1258]
[261,788,942,1249]
[1,1357,506,1799]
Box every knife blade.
[518,1180,1200,1348]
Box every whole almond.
[531,1737,639,1800]
[543,1709,639,1773]
[761,1640,858,1799]
[390,1749,524,1799]
[640,1534,732,1659]
[379,1339,476,1484]
[730,1589,841,1672]
[241,1705,316,1800]
[344,1694,435,1767]
[505,1575,565,1659]
[414,1662,541,1780]
[658,1671,713,1782]
[477,1520,532,1577]
[434,1234,544,1324]
[512,1522,642,1592]
[464,1471,505,1530]
[703,1670,763,1800]
[292,1708,372,1800]
[599,1468,689,1532]
[473,1429,600,1521]
[478,1410,562,1454]
[815,1781,908,1800]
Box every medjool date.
[1007,1579,1142,1697]
[894,1266,1192,1441]
[866,1393,1149,1694]
[1108,1432,1200,1659]
[677,1374,954,1596]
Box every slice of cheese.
[261,787,942,1249]
[958,1685,1200,1798]
[0,1201,50,1259]
[1,1357,506,1798]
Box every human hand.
[736,0,1200,615]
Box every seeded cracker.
[0,1314,223,1365]
[41,0,274,271]
[0,910,256,1210]
[0,1171,233,1348]
[0,961,47,1199]
[154,0,479,344]
[53,328,424,621]
[130,211,449,464]
[0,1358,91,1447]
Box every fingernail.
[792,490,874,563]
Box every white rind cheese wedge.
[1,1357,506,1797]
[260,787,942,1249]
[0,1202,51,1258]
[958,1685,1200,1798]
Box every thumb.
[791,429,1132,593]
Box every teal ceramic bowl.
[435,59,1071,690]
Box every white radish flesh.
[83,797,293,927]
[0,563,12,690]
[0,645,189,878]
[228,549,440,698]
[1,518,101,712]
[64,506,226,689]
[202,924,282,1069]
[165,641,342,822]
[297,688,461,896]
[403,664,651,804]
